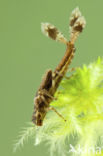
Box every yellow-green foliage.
[14,57,103,156]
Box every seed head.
[69,7,86,43]
[70,7,81,27]
[41,23,67,44]
[73,16,86,32]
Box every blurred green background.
[0,0,103,156]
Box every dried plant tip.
[41,23,58,40]
[70,7,81,27]
[41,23,67,44]
[73,16,86,32]
[70,8,86,44]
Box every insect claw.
[49,107,66,122]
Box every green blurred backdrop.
[0,0,103,156]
